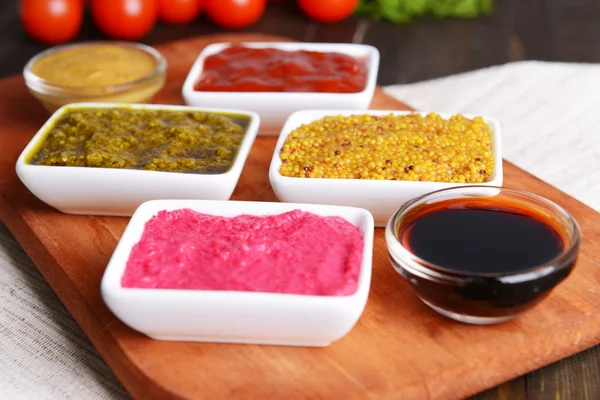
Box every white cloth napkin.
[1,61,599,399]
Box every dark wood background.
[3,0,600,83]
[2,0,600,398]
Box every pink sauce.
[122,209,364,296]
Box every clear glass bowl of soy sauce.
[385,186,582,325]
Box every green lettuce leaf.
[429,0,494,18]
[380,0,429,23]
[356,0,494,23]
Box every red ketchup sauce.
[122,209,364,296]
[193,46,368,93]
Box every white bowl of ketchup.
[182,42,380,136]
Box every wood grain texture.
[1,34,600,400]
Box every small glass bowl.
[23,41,167,113]
[385,186,582,325]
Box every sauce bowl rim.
[101,199,375,299]
[182,41,380,98]
[23,41,167,97]
[385,185,582,282]
[269,109,504,186]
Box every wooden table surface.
[1,0,599,399]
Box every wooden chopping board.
[1,33,600,400]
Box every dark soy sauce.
[401,202,565,274]
[394,198,574,319]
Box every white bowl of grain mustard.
[23,41,166,113]
[268,110,503,227]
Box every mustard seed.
[278,112,495,183]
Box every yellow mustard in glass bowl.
[23,41,167,113]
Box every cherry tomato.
[19,0,83,45]
[91,0,158,40]
[204,0,266,29]
[158,0,202,25]
[297,0,359,24]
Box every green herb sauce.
[28,107,251,174]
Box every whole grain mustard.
[278,112,494,183]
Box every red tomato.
[297,0,359,24]
[19,0,83,45]
[158,0,202,25]
[91,0,158,40]
[204,0,266,29]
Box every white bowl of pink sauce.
[101,199,374,347]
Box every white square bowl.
[269,110,504,227]
[100,199,374,347]
[15,102,260,216]
[181,42,380,136]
